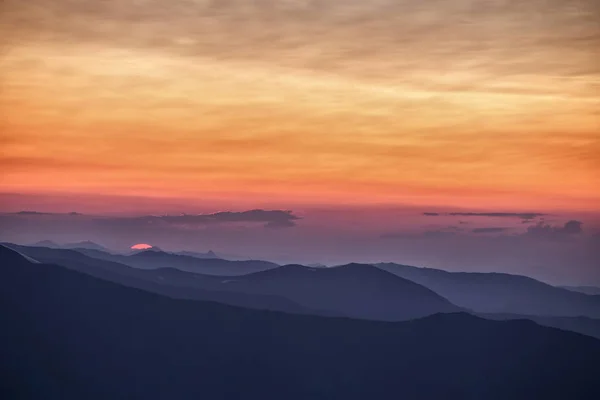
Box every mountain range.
[376,262,600,318]
[32,240,110,252]
[2,244,316,316]
[2,244,600,400]
[5,242,600,339]
[185,263,462,321]
[31,245,279,276]
[4,244,458,321]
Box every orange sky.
[1,1,599,212]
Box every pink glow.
[131,243,153,250]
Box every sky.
[0,1,599,284]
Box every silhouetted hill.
[1,244,316,316]
[11,243,599,337]
[13,243,277,276]
[30,240,60,248]
[176,250,220,259]
[1,245,599,400]
[479,313,600,340]
[6,244,456,320]
[125,250,278,275]
[28,240,109,252]
[376,263,600,318]
[184,263,462,321]
[560,285,600,295]
[63,241,109,252]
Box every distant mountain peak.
[175,249,221,259]
[32,240,60,248]
[64,241,108,251]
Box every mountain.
[560,285,600,296]
[124,250,278,275]
[4,244,456,320]
[176,250,220,259]
[1,244,317,316]
[478,313,600,340]
[63,241,109,252]
[180,263,462,321]
[28,240,109,252]
[2,245,599,400]
[30,240,60,248]
[11,243,599,337]
[376,263,600,318]
[15,243,278,276]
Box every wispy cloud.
[119,209,300,229]
[12,211,82,216]
[424,212,546,220]
[525,220,584,239]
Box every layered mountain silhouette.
[64,240,109,252]
[2,245,600,400]
[16,244,278,276]
[31,240,61,248]
[175,250,220,259]
[124,249,279,275]
[173,263,462,321]
[9,243,600,338]
[376,262,600,318]
[31,240,109,252]
[2,244,317,316]
[5,244,458,321]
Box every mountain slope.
[5,244,456,320]
[376,262,600,318]
[125,250,278,275]
[478,313,600,340]
[180,263,462,321]
[1,245,599,400]
[8,243,278,276]
[30,240,60,248]
[175,250,220,259]
[560,285,600,296]
[1,244,318,315]
[62,241,109,252]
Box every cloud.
[472,227,510,234]
[525,220,583,239]
[126,209,300,229]
[562,220,584,234]
[6,211,83,216]
[449,212,546,219]
[423,212,546,219]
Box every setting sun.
[131,243,153,250]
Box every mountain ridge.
[2,244,600,400]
